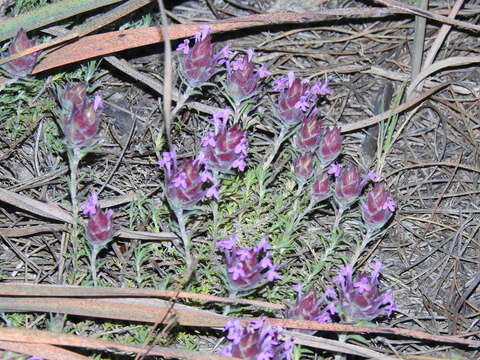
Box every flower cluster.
[81,192,114,250]
[158,146,219,213]
[176,25,227,86]
[220,318,293,360]
[285,284,338,334]
[57,82,103,148]
[3,28,40,77]
[333,262,396,322]
[288,104,342,192]
[273,72,330,128]
[216,236,281,294]
[224,48,271,106]
[199,108,248,173]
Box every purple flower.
[84,193,115,249]
[158,146,216,211]
[333,263,396,322]
[361,182,395,233]
[285,285,337,334]
[4,28,40,77]
[327,161,341,178]
[219,318,293,360]
[81,192,98,216]
[200,111,248,173]
[178,25,219,86]
[318,127,343,166]
[216,236,281,294]
[292,112,324,152]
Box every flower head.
[4,28,40,77]
[83,192,114,250]
[333,262,396,322]
[318,127,342,167]
[177,25,222,86]
[285,285,337,334]
[292,112,324,152]
[225,50,268,105]
[334,166,364,210]
[57,83,103,148]
[275,72,312,127]
[361,182,395,233]
[292,152,315,185]
[216,236,281,294]
[311,172,331,203]
[159,146,217,212]
[219,318,293,360]
[200,110,248,173]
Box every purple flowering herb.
[177,25,224,86]
[292,111,324,153]
[219,318,293,360]
[293,152,315,185]
[333,262,396,322]
[318,126,343,167]
[361,182,396,233]
[4,28,40,77]
[158,146,218,212]
[200,110,248,173]
[311,172,331,204]
[334,165,364,210]
[216,236,281,294]
[285,285,338,334]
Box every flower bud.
[293,113,324,152]
[216,236,281,294]
[362,182,395,233]
[285,285,337,334]
[293,152,315,184]
[318,127,342,166]
[311,172,331,203]
[334,166,363,209]
[333,262,396,322]
[220,318,293,360]
[4,28,39,77]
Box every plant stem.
[175,209,193,268]
[350,229,374,267]
[90,246,100,286]
[67,146,82,279]
[263,126,288,170]
[170,85,194,120]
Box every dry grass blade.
[0,188,73,224]
[0,340,89,360]
[0,328,237,360]
[408,56,480,95]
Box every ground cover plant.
[0,0,480,359]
